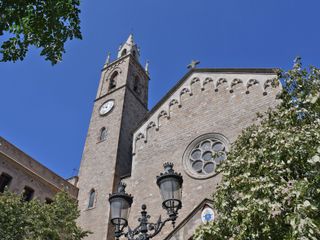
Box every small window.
[133,76,139,93]
[121,49,127,56]
[132,50,136,58]
[99,127,108,141]
[109,71,118,91]
[0,173,12,193]
[88,189,96,208]
[45,198,53,204]
[22,186,34,201]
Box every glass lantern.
[156,162,183,217]
[109,182,133,227]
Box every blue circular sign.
[201,207,215,224]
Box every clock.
[99,100,114,116]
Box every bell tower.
[77,34,149,240]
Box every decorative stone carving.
[215,78,227,91]
[145,121,157,143]
[263,79,274,95]
[158,110,169,119]
[246,79,259,94]
[135,133,145,141]
[169,99,179,106]
[191,77,200,85]
[169,99,180,110]
[202,77,213,91]
[229,78,243,93]
[147,121,156,129]
[132,72,279,155]
[182,133,229,179]
[180,87,191,96]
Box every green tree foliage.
[0,0,82,64]
[195,58,320,240]
[0,190,90,240]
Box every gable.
[132,68,279,154]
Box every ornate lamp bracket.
[117,204,176,240]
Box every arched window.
[121,49,127,56]
[132,50,136,58]
[109,71,118,91]
[88,189,96,208]
[22,186,34,201]
[133,76,139,93]
[0,172,12,193]
[99,127,108,141]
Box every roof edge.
[0,136,78,195]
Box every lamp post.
[108,162,183,240]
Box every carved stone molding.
[132,72,279,154]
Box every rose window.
[183,134,228,179]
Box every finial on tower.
[127,33,134,45]
[104,52,111,66]
[145,60,149,76]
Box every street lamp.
[108,162,183,240]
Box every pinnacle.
[126,34,134,45]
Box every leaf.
[0,0,82,64]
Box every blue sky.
[1,0,319,179]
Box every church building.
[76,34,280,240]
[0,34,280,240]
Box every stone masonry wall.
[77,86,127,240]
[128,71,280,240]
[0,137,78,200]
[77,54,149,240]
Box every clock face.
[99,100,114,116]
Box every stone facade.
[0,137,78,201]
[77,36,281,240]
[129,69,280,240]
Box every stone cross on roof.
[187,59,200,69]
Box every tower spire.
[117,34,140,60]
